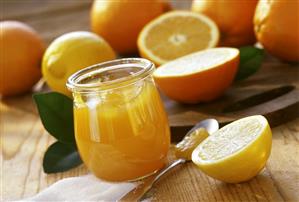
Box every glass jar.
[67,58,170,181]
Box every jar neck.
[67,58,155,94]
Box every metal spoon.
[120,119,219,201]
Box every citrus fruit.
[175,128,209,160]
[42,31,116,95]
[153,48,239,103]
[0,21,45,96]
[138,11,220,66]
[91,0,170,54]
[192,0,258,47]
[254,0,299,62]
[192,115,272,183]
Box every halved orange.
[138,11,220,66]
[153,48,239,103]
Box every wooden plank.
[2,0,92,20]
[265,121,299,201]
[1,97,298,201]
[1,102,88,200]
[2,0,92,44]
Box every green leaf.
[33,92,75,143]
[43,141,82,173]
[235,46,264,81]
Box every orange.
[153,48,239,104]
[191,0,258,47]
[90,0,170,54]
[0,21,45,96]
[138,11,220,66]
[254,0,299,62]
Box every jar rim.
[66,58,155,93]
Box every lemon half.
[192,115,272,183]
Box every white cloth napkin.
[22,174,137,201]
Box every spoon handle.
[120,158,186,201]
[151,158,186,186]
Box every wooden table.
[1,1,299,201]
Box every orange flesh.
[145,16,212,60]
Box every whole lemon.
[192,0,258,47]
[254,0,299,62]
[0,21,45,96]
[42,31,116,95]
[91,0,170,54]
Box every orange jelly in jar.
[67,58,170,181]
